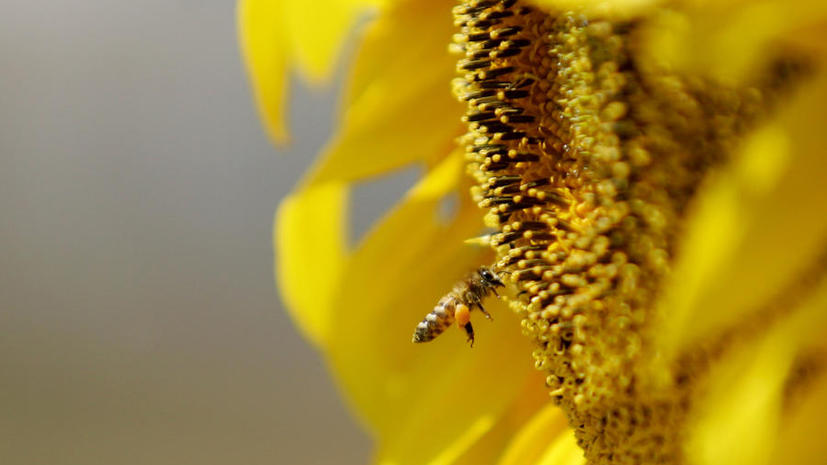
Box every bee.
[412,266,505,347]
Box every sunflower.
[239,0,827,464]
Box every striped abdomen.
[412,295,457,343]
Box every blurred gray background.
[0,1,393,463]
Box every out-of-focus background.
[0,1,392,464]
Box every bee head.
[479,267,504,288]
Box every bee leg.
[477,303,493,321]
[463,322,475,347]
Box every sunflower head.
[240,0,827,463]
[450,1,826,463]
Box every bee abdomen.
[412,300,456,343]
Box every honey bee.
[412,266,505,347]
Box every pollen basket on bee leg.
[455,304,471,328]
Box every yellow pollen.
[455,303,471,328]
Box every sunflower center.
[452,0,804,463]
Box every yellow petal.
[308,0,465,185]
[654,72,827,362]
[639,0,827,83]
[282,0,384,83]
[238,0,289,143]
[497,403,570,465]
[369,304,541,465]
[686,274,827,465]
[327,151,481,425]
[528,0,659,19]
[771,367,827,465]
[275,181,349,347]
[302,153,539,465]
[453,373,552,465]
[239,0,390,143]
[535,428,585,465]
